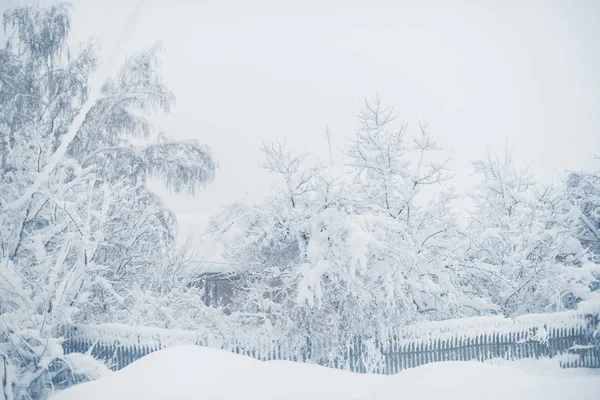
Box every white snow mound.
[51,345,600,400]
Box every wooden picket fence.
[59,311,600,374]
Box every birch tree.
[0,4,215,398]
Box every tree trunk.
[0,354,14,400]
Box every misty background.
[7,0,600,222]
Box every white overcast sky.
[4,0,600,219]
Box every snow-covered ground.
[52,345,600,400]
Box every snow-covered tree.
[344,97,465,318]
[0,4,215,399]
[209,98,467,370]
[567,170,600,260]
[462,149,600,317]
[562,168,600,312]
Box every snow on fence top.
[58,310,600,373]
[395,310,595,345]
[60,310,597,348]
[57,323,219,349]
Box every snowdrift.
[51,345,600,400]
